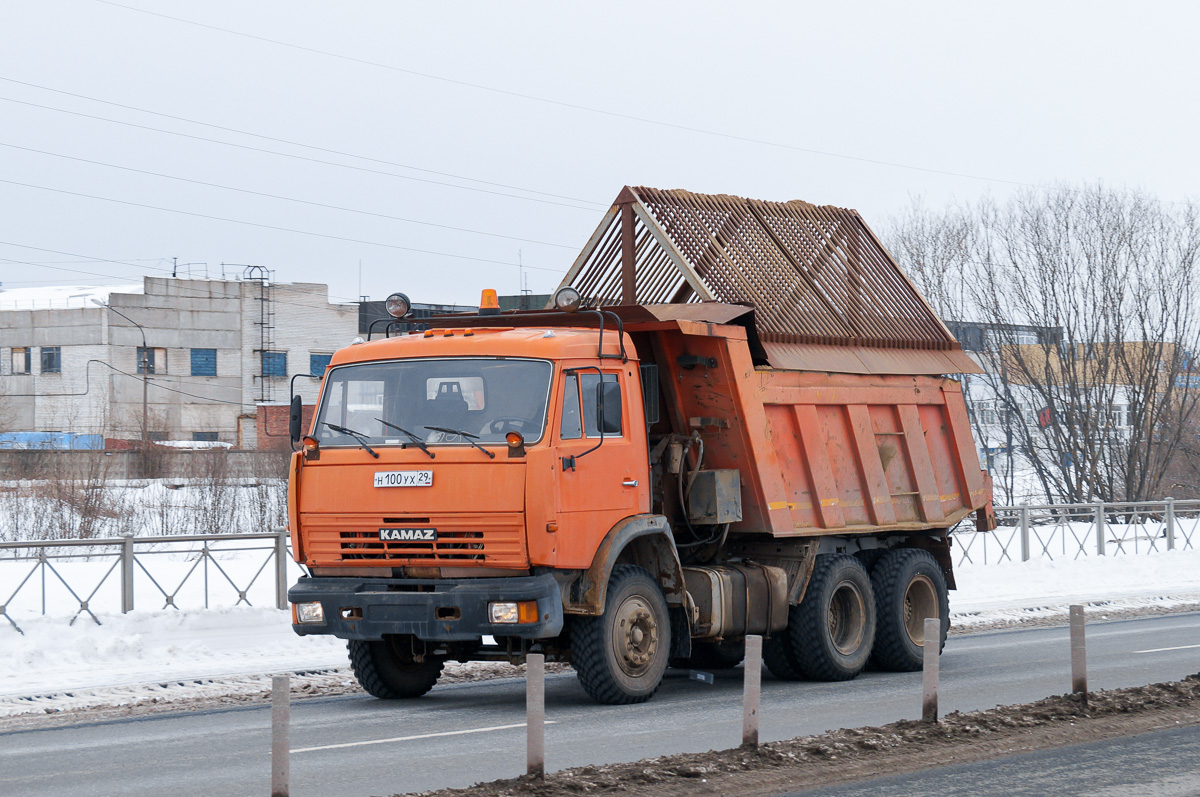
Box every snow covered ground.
[2,549,1198,718]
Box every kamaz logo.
[379,528,437,542]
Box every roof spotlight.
[385,292,411,318]
[553,286,582,313]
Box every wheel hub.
[903,573,938,646]
[612,596,659,676]
[827,580,866,655]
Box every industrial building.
[0,275,548,450]
[0,274,359,448]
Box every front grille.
[302,513,527,567]
[340,529,485,561]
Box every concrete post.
[742,635,762,748]
[1165,497,1176,551]
[526,653,545,778]
[1095,502,1106,555]
[120,534,135,614]
[271,674,290,797]
[922,617,940,723]
[275,529,289,611]
[1070,605,1087,697]
[1019,504,1031,561]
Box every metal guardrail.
[0,529,295,634]
[4,500,1195,633]
[952,499,1200,566]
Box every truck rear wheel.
[782,554,876,681]
[348,636,444,699]
[869,549,949,672]
[572,565,671,704]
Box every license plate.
[373,470,433,488]
[380,527,437,542]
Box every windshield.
[314,357,553,446]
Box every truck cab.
[288,312,682,702]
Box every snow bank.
[2,549,1198,717]
[952,547,1200,626]
[0,607,347,716]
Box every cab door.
[552,366,649,569]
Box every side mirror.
[288,394,303,444]
[596,381,622,435]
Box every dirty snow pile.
[2,549,1199,717]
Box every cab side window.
[560,374,582,439]
[581,373,620,438]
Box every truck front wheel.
[779,554,876,681]
[571,565,671,704]
[348,636,444,699]
[869,549,949,672]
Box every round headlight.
[553,286,582,313]
[385,292,411,318]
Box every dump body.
[646,318,987,538]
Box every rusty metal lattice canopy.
[558,186,979,375]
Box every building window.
[137,347,166,375]
[310,353,332,376]
[262,350,287,378]
[11,347,30,374]
[191,348,217,376]
[40,347,61,374]
[192,432,220,442]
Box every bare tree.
[887,185,1200,504]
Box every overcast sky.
[2,1,1196,307]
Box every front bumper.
[288,573,564,641]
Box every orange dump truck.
[287,187,994,704]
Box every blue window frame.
[190,348,217,376]
[262,351,287,377]
[310,353,332,376]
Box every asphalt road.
[2,612,1198,797]
[783,723,1200,797]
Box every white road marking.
[1133,643,1200,654]
[292,721,556,753]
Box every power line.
[0,96,599,213]
[87,0,1070,193]
[0,253,354,312]
[0,141,577,250]
[93,2,1200,210]
[0,74,605,208]
[0,245,367,308]
[97,361,249,406]
[0,178,570,273]
[1,358,249,406]
[0,246,502,312]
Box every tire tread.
[788,554,874,681]
[348,638,443,699]
[571,564,667,705]
[869,548,949,672]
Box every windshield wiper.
[424,426,496,459]
[375,418,435,459]
[322,422,380,458]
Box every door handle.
[622,479,639,487]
